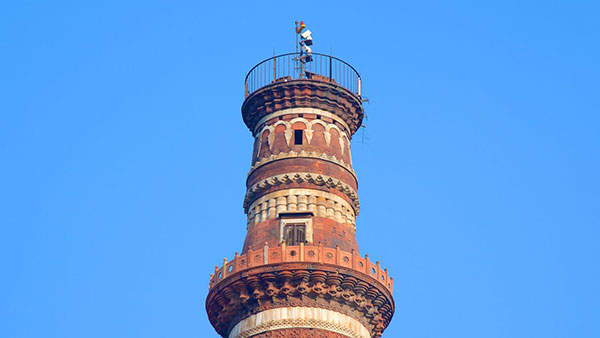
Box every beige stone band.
[228,307,370,338]
[247,188,356,229]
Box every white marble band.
[228,307,370,338]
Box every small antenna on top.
[295,20,313,78]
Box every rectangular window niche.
[279,211,314,245]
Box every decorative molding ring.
[229,307,371,338]
[243,173,360,214]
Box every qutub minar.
[206,22,395,338]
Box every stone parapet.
[209,243,393,293]
[206,243,394,338]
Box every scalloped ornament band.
[243,172,360,213]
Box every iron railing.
[244,52,361,98]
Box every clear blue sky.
[1,1,599,337]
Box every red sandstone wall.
[242,217,358,254]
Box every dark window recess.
[294,130,303,145]
[284,224,306,245]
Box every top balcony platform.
[242,53,365,136]
[245,52,362,99]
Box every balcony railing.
[244,52,362,98]
[209,242,393,293]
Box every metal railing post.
[329,55,332,82]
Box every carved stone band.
[247,188,356,228]
[243,173,360,213]
[228,307,370,338]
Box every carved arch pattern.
[255,118,352,167]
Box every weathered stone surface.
[208,62,394,338]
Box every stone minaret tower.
[206,29,394,338]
